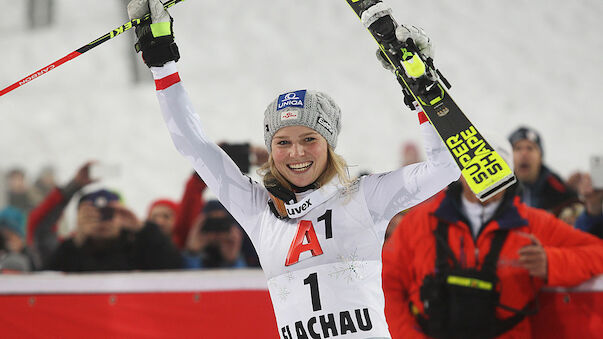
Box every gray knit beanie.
[263,89,342,152]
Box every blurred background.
[2,0,602,217]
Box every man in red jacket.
[382,139,603,339]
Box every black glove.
[127,0,180,67]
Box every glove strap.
[134,19,180,67]
[150,22,172,38]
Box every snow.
[2,0,602,219]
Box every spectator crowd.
[0,127,602,339]
[0,142,268,273]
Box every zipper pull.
[475,248,480,264]
[459,236,466,267]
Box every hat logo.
[317,116,334,135]
[284,92,299,101]
[95,196,108,207]
[281,110,299,121]
[277,90,306,110]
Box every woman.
[128,1,460,337]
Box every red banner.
[0,271,601,339]
[0,291,278,339]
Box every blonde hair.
[258,146,352,190]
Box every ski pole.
[0,0,184,97]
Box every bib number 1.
[304,272,322,311]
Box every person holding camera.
[27,161,182,272]
[127,1,461,336]
[45,188,183,272]
[182,200,246,269]
[26,161,97,268]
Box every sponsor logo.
[435,103,449,117]
[317,117,334,135]
[446,126,507,187]
[110,22,129,38]
[19,65,55,85]
[277,90,306,110]
[280,308,373,339]
[281,110,299,121]
[287,199,312,217]
[285,219,323,266]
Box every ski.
[345,0,516,201]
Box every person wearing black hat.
[508,126,579,217]
[183,200,249,269]
[30,161,183,272]
[44,187,183,272]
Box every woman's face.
[271,125,328,188]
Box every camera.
[99,206,115,221]
[220,143,251,174]
[591,155,603,189]
[0,231,6,253]
[201,217,233,233]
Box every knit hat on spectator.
[0,206,26,239]
[508,126,543,157]
[263,89,341,152]
[78,189,121,208]
[147,199,180,218]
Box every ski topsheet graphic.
[346,0,516,201]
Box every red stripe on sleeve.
[155,72,181,90]
[418,111,429,124]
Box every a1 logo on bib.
[285,220,323,266]
[277,90,306,110]
[285,210,333,266]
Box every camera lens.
[99,207,115,221]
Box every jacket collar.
[434,182,528,230]
[285,176,340,219]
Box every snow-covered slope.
[2,0,602,218]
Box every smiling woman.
[269,126,329,188]
[260,90,350,191]
[127,0,461,337]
